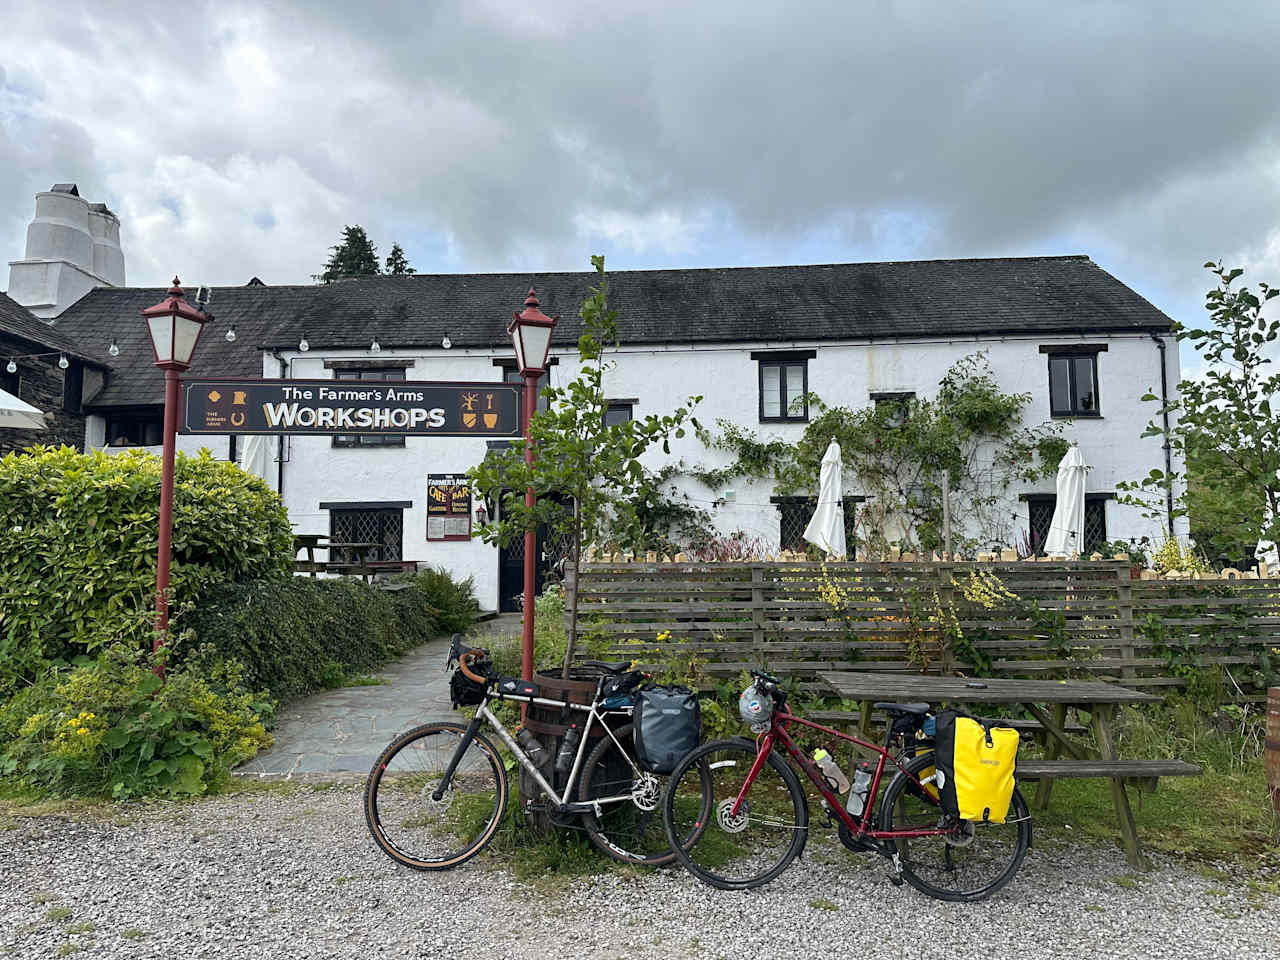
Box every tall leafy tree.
[1121,262,1280,562]
[385,243,415,275]
[469,256,701,675]
[315,225,381,282]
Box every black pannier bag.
[449,668,488,708]
[633,684,700,774]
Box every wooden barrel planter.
[518,666,631,831]
[1267,687,1280,827]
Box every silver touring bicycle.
[364,635,712,869]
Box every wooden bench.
[1017,758,1202,797]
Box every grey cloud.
[2,0,1279,341]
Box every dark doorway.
[496,497,572,613]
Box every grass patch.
[56,945,84,957]
[807,897,839,911]
[119,929,146,940]
[65,921,95,934]
[44,907,73,922]
[1030,766,1275,866]
[1025,693,1278,873]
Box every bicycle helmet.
[738,683,773,731]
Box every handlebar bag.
[449,668,488,708]
[933,711,1019,824]
[633,684,700,774]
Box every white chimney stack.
[7,183,125,318]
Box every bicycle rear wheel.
[364,721,507,870]
[662,738,808,890]
[579,723,712,866]
[879,751,1031,902]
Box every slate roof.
[51,255,1173,408]
[0,292,100,363]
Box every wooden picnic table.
[292,537,382,579]
[819,670,1200,868]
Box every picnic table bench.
[294,536,411,582]
[820,671,1202,868]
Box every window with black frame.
[605,401,634,427]
[105,408,164,446]
[774,495,863,555]
[1043,345,1104,417]
[333,368,407,447]
[755,350,814,423]
[871,391,915,429]
[500,363,552,413]
[1025,494,1109,556]
[329,507,403,562]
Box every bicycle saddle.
[580,660,633,674]
[874,701,931,716]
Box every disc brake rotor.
[945,819,977,848]
[630,773,661,812]
[716,797,749,833]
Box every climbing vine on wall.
[693,353,1065,557]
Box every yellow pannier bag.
[934,712,1019,824]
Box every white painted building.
[6,187,1186,612]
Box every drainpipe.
[269,349,288,496]
[1150,332,1175,536]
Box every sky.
[2,0,1279,369]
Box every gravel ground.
[1,783,1274,960]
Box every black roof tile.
[51,256,1173,408]
[0,292,100,363]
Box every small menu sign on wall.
[427,474,472,541]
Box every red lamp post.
[507,287,558,683]
[140,278,210,674]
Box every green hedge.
[182,569,478,702]
[0,446,293,694]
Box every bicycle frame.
[733,708,953,843]
[441,682,647,815]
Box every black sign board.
[181,379,521,437]
[427,473,472,541]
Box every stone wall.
[0,331,86,454]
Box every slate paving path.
[237,613,520,777]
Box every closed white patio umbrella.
[1043,444,1088,557]
[237,433,274,487]
[0,387,46,430]
[803,439,847,558]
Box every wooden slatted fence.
[565,561,1278,701]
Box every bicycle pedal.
[889,874,904,887]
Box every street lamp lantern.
[508,286,558,687]
[508,287,557,375]
[141,277,210,369]
[139,277,210,676]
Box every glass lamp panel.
[510,327,526,372]
[147,316,174,363]
[172,315,203,365]
[520,324,553,372]
[761,364,781,417]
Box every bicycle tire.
[578,723,712,866]
[662,737,809,890]
[879,751,1031,902]
[364,721,507,871]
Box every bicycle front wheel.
[364,721,507,871]
[879,751,1031,902]
[662,738,808,890]
[578,723,712,866]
